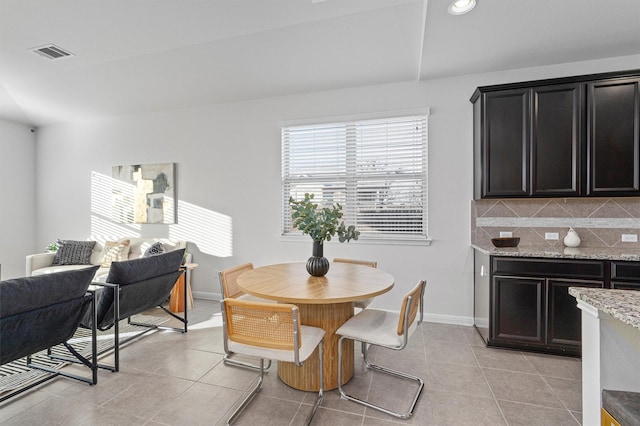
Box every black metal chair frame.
[129,266,190,333]
[0,291,108,403]
[92,267,189,372]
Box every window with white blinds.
[282,114,428,241]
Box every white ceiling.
[1,0,639,127]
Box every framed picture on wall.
[111,162,176,224]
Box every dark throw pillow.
[53,240,96,265]
[143,241,165,257]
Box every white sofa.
[26,237,187,283]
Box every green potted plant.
[289,193,360,277]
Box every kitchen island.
[569,288,640,426]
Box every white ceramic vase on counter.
[564,227,581,248]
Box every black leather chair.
[81,249,186,371]
[0,266,100,402]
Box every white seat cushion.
[228,325,324,363]
[354,297,373,309]
[336,309,417,348]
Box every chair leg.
[305,341,324,425]
[226,343,323,426]
[25,302,101,389]
[223,353,272,372]
[338,336,424,420]
[227,358,267,425]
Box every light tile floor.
[0,300,582,425]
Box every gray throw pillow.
[143,242,165,257]
[52,240,96,265]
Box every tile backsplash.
[472,198,640,249]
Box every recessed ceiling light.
[448,0,476,15]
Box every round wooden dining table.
[237,261,394,391]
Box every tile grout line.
[482,348,581,423]
[469,332,511,426]
[538,374,582,425]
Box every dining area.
[0,272,588,425]
[217,258,426,425]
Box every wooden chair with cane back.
[218,262,275,371]
[221,298,325,425]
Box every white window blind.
[282,114,428,241]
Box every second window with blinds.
[282,113,429,243]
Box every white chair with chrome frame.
[332,258,378,310]
[333,257,379,357]
[221,298,325,425]
[336,279,426,420]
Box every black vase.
[306,241,330,277]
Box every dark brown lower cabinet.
[488,257,605,356]
[611,282,640,290]
[547,279,603,347]
[492,277,544,344]
[474,255,640,356]
[610,260,640,290]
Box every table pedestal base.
[278,302,354,391]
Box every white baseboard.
[193,291,220,301]
[192,291,474,327]
[423,313,474,327]
[366,307,474,327]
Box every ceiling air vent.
[30,44,74,60]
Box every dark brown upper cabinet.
[531,84,583,196]
[472,70,640,199]
[481,89,530,197]
[588,77,640,195]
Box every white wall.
[0,119,36,279]
[29,53,640,324]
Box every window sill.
[280,234,432,246]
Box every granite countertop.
[568,287,640,330]
[472,243,640,262]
